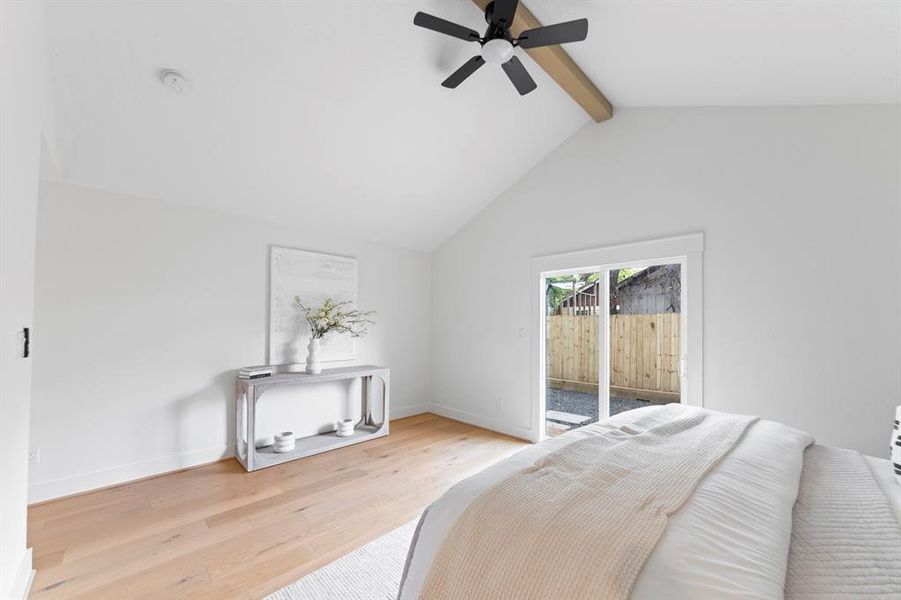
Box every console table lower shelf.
[235,364,389,472]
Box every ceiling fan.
[413,0,588,96]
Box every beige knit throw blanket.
[421,406,758,600]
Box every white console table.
[235,364,389,472]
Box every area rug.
[266,520,418,600]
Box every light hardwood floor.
[27,414,527,599]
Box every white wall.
[431,106,901,457]
[29,183,430,502]
[26,106,901,503]
[0,1,55,597]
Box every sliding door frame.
[530,233,704,442]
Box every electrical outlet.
[28,447,40,464]
[495,396,503,412]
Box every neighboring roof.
[556,264,677,303]
[617,266,660,289]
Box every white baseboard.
[390,403,429,420]
[429,404,534,442]
[9,548,34,600]
[29,405,428,503]
[28,444,235,504]
[28,403,511,504]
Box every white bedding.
[399,406,815,600]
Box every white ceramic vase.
[305,338,321,374]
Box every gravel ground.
[546,387,654,423]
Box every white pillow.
[892,405,901,485]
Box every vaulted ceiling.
[43,1,900,251]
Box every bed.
[398,404,901,600]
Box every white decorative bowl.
[274,431,295,453]
[336,419,355,437]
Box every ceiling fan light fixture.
[413,0,589,96]
[480,38,514,65]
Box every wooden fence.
[546,313,681,398]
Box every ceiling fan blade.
[442,56,486,88]
[413,12,481,42]
[501,55,537,95]
[517,19,588,49]
[491,0,520,28]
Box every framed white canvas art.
[269,247,358,365]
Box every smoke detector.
[160,69,187,93]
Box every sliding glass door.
[607,264,682,417]
[544,270,601,437]
[543,262,683,437]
